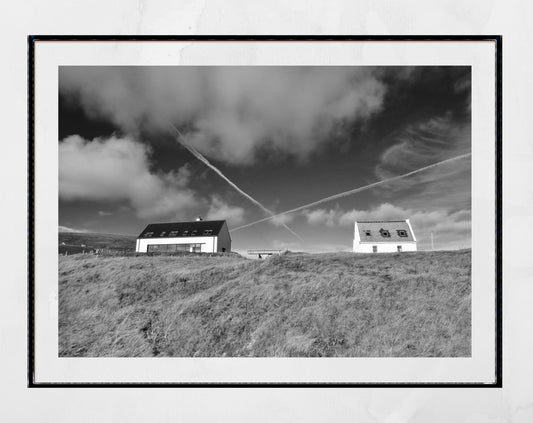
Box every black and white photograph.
[57,65,472,358]
[6,0,533,420]
[28,37,500,386]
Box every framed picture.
[28,35,502,387]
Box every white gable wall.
[353,220,417,253]
[353,222,361,252]
[136,236,217,253]
[406,219,417,242]
[354,242,417,253]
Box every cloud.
[270,213,294,227]
[60,67,387,164]
[58,225,90,233]
[59,135,197,218]
[376,113,470,180]
[205,196,246,227]
[303,203,411,227]
[373,112,471,212]
[304,208,338,227]
[303,203,470,250]
[453,73,471,93]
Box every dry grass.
[59,250,471,357]
[59,232,137,250]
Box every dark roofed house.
[135,219,231,254]
[353,220,417,253]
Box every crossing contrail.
[167,122,303,241]
[230,152,471,233]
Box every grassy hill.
[59,250,471,357]
[59,231,137,253]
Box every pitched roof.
[137,220,227,239]
[355,220,415,243]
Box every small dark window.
[397,230,408,237]
[372,245,378,253]
[203,230,213,236]
[397,245,402,252]
[380,229,391,238]
[364,230,371,236]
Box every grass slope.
[59,232,137,251]
[59,250,471,357]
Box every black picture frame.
[28,35,502,388]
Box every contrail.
[230,152,471,233]
[167,122,303,241]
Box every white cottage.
[353,220,417,253]
[135,219,231,253]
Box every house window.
[203,230,213,236]
[380,229,391,238]
[372,245,378,253]
[169,231,179,237]
[397,230,408,237]
[147,243,202,253]
[397,245,402,252]
[364,230,371,236]
[144,232,154,238]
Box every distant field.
[59,231,137,254]
[59,250,471,357]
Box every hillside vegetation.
[59,231,136,251]
[59,250,471,357]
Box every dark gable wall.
[217,222,232,252]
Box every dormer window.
[379,229,391,238]
[144,231,154,238]
[203,230,213,236]
[363,230,371,236]
[169,230,178,237]
[191,230,198,236]
[160,231,166,237]
[397,230,408,237]
[182,230,189,236]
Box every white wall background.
[137,236,216,253]
[1,1,531,422]
[354,243,417,253]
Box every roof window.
[169,231,179,237]
[191,230,198,236]
[379,229,391,238]
[397,230,408,237]
[144,231,154,238]
[182,230,189,236]
[160,231,166,237]
[363,230,371,236]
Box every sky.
[58,66,471,253]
